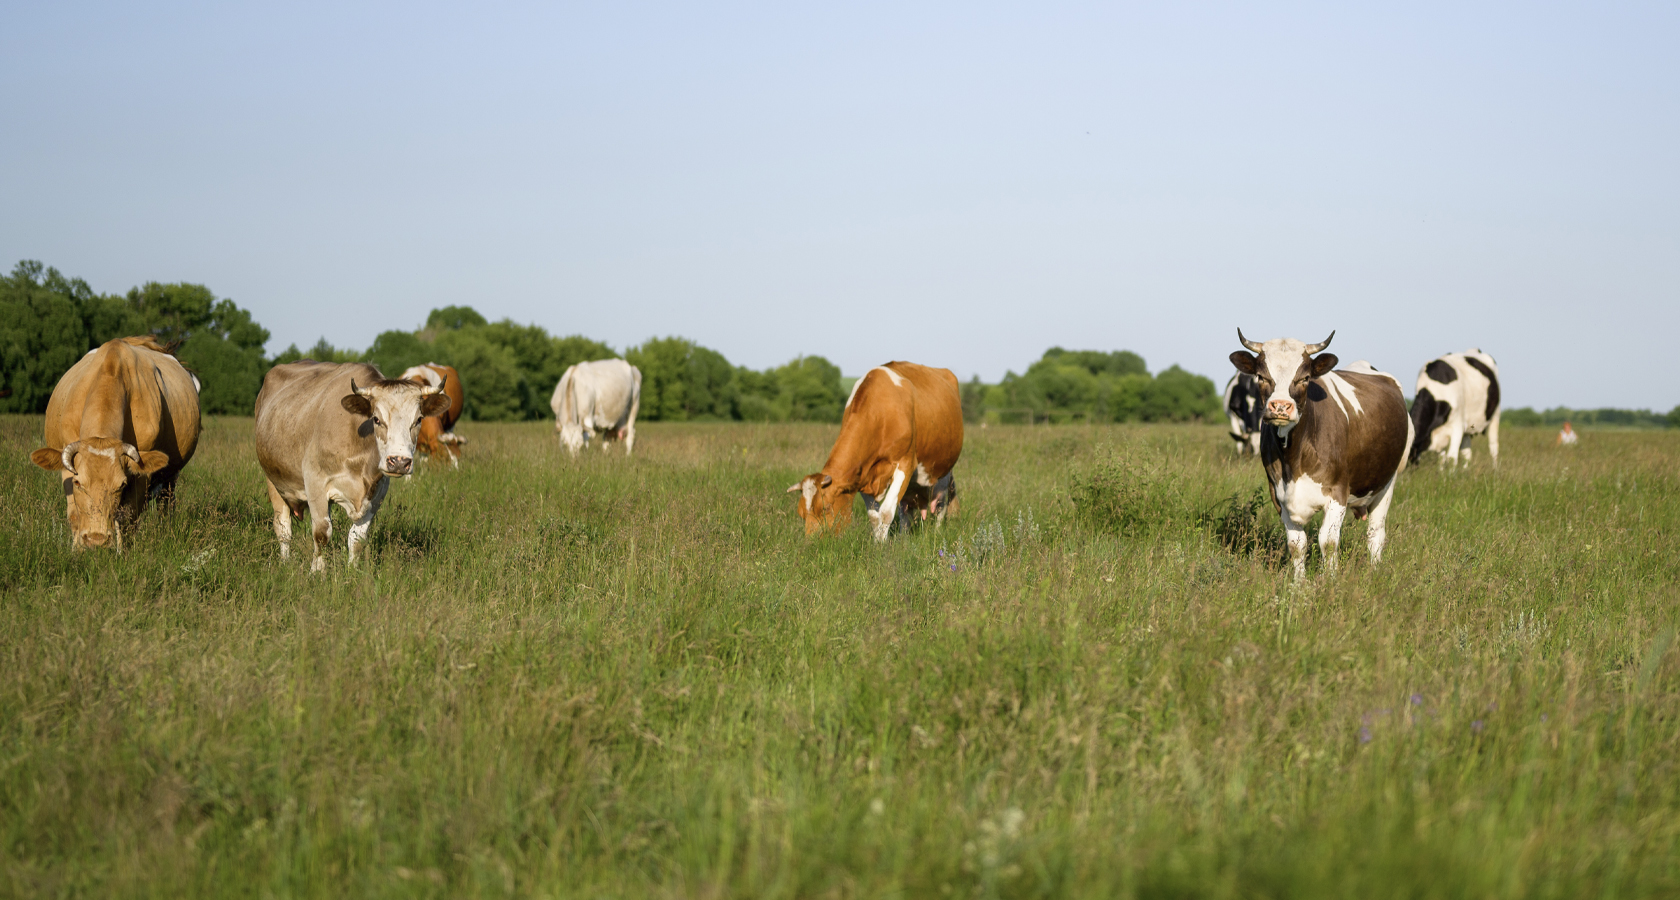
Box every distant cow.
[399,363,468,467]
[1409,350,1500,468]
[1223,372,1264,455]
[29,336,201,550]
[255,362,449,571]
[1229,330,1414,581]
[787,361,964,541]
[551,359,641,456]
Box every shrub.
[1068,444,1188,535]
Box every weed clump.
[1199,487,1286,560]
[1069,444,1187,535]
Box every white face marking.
[1254,338,1311,436]
[802,478,818,511]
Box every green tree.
[0,262,92,413]
[425,306,489,333]
[626,337,695,421]
[773,356,846,422]
[433,329,522,421]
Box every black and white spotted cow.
[1408,349,1500,468]
[1223,372,1264,455]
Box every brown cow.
[786,361,964,541]
[29,336,201,550]
[1228,330,1413,581]
[400,363,467,467]
[255,361,449,571]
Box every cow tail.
[626,367,642,426]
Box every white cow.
[551,359,642,456]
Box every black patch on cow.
[1425,359,1457,384]
[1407,388,1453,464]
[1461,356,1500,421]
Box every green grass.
[2,416,1678,898]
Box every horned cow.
[255,361,449,571]
[29,336,201,550]
[399,363,468,467]
[1229,330,1414,581]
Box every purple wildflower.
[938,549,945,558]
[1471,719,1484,734]
[1358,726,1372,744]
[949,564,957,572]
[1410,693,1423,706]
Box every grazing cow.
[399,363,468,467]
[551,359,641,456]
[1229,330,1414,581]
[1223,372,1264,455]
[786,361,964,541]
[1408,349,1501,468]
[29,336,201,550]
[255,362,449,571]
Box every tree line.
[3,260,1232,424]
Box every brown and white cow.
[786,361,964,541]
[399,363,467,467]
[29,336,201,550]
[255,361,449,571]
[1229,330,1413,581]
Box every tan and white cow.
[255,361,449,571]
[399,363,467,467]
[1229,330,1413,581]
[787,361,964,541]
[29,336,201,550]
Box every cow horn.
[786,481,804,493]
[1303,331,1335,355]
[350,378,366,396]
[1236,328,1264,353]
[123,444,141,464]
[61,441,82,473]
[429,373,447,395]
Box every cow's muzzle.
[1264,399,1297,423]
[384,456,414,476]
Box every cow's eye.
[373,416,383,426]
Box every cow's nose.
[1267,399,1295,418]
[386,456,413,475]
[82,532,110,548]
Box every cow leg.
[1283,513,1310,582]
[868,468,908,542]
[266,479,294,560]
[1487,413,1501,469]
[1444,425,1465,469]
[307,494,333,573]
[346,477,388,566]
[1317,501,1348,576]
[1364,476,1399,564]
[1459,433,1474,466]
[622,424,635,455]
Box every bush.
[1069,444,1189,535]
[1198,487,1286,560]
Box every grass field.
[2,415,1678,898]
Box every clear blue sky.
[4,2,1676,409]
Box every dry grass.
[1,415,1677,898]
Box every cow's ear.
[820,474,833,488]
[1229,351,1258,374]
[1311,353,1339,377]
[135,450,170,474]
[342,393,374,417]
[30,448,64,471]
[420,392,451,418]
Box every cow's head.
[1228,330,1338,438]
[786,473,851,535]
[341,376,451,476]
[30,438,169,550]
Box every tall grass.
[1,416,1677,897]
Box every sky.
[3,1,1676,409]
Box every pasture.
[1,415,1677,898]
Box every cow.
[399,363,468,468]
[1228,330,1414,581]
[786,361,964,542]
[551,359,641,457]
[1408,349,1500,469]
[1223,372,1264,455]
[29,336,201,550]
[255,361,449,571]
